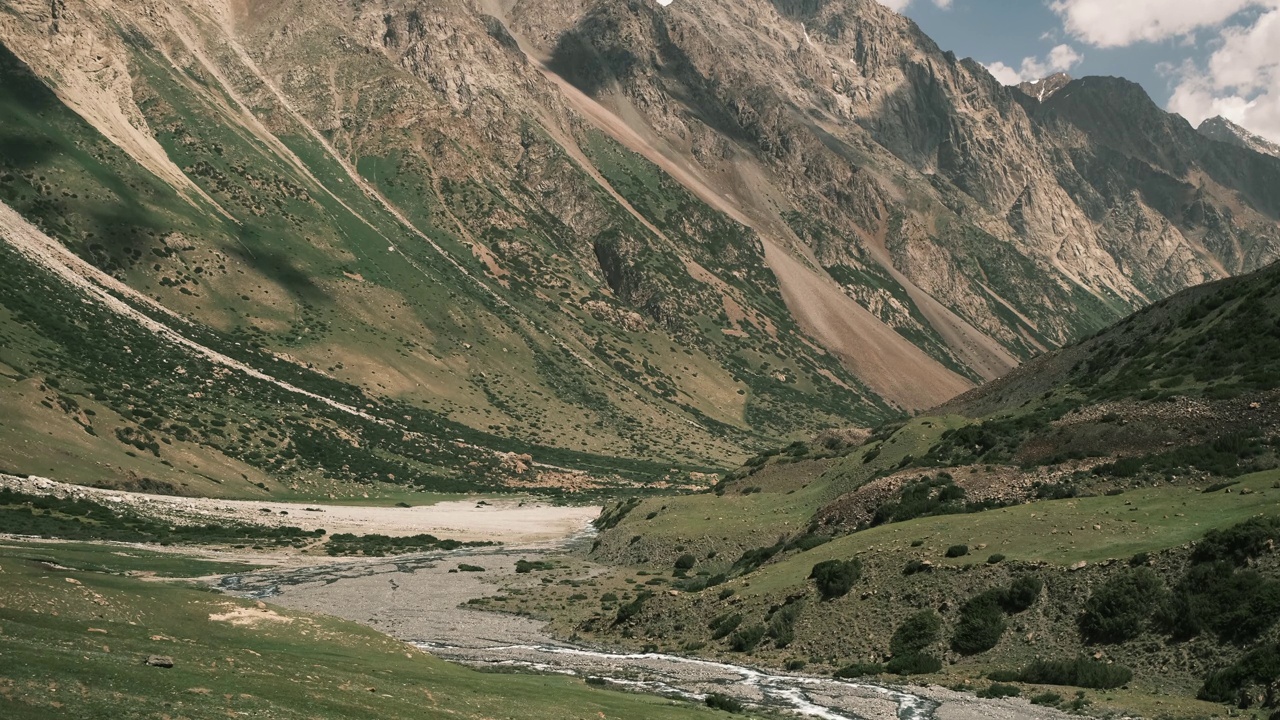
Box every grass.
[0,540,753,719]
[0,541,261,577]
[736,468,1280,596]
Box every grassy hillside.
[0,8,898,494]
[546,260,1280,718]
[0,541,752,719]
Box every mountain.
[0,0,1278,493]
[1198,115,1280,160]
[1015,72,1072,102]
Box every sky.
[883,0,1280,143]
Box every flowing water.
[417,640,938,720]
[218,547,941,720]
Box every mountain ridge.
[0,0,1277,490]
[1198,114,1280,160]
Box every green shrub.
[1160,561,1280,643]
[870,476,975,525]
[1199,644,1280,703]
[1000,575,1043,613]
[767,600,804,648]
[886,653,942,675]
[952,592,1006,655]
[891,610,941,657]
[1194,516,1280,566]
[945,544,969,558]
[728,624,767,652]
[674,553,696,570]
[709,613,743,639]
[732,542,784,573]
[704,693,744,713]
[457,564,485,572]
[834,662,884,678]
[614,591,653,624]
[785,659,807,671]
[1080,567,1166,643]
[810,559,862,600]
[977,683,1021,699]
[1017,658,1132,689]
[718,588,736,600]
[986,553,1005,564]
[516,559,554,573]
[903,559,931,575]
[1030,692,1062,706]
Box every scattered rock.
[145,655,175,668]
[1069,561,1087,571]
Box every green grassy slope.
[0,542,749,719]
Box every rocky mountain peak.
[1015,71,1071,102]
[1198,115,1280,160]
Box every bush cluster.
[767,599,805,648]
[728,624,767,652]
[1199,644,1280,703]
[1015,658,1132,689]
[614,591,653,625]
[1079,567,1166,643]
[325,533,492,557]
[809,559,862,600]
[704,693,744,713]
[888,611,942,675]
[709,612,743,640]
[952,592,1006,655]
[952,576,1042,655]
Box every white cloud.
[1049,0,1274,48]
[984,44,1083,85]
[1047,0,1280,144]
[1167,9,1280,142]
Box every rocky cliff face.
[0,0,1277,477]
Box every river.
[212,514,1064,720]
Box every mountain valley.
[2,0,1280,718]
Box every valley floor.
[1,482,1071,720]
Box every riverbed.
[212,510,1071,720]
